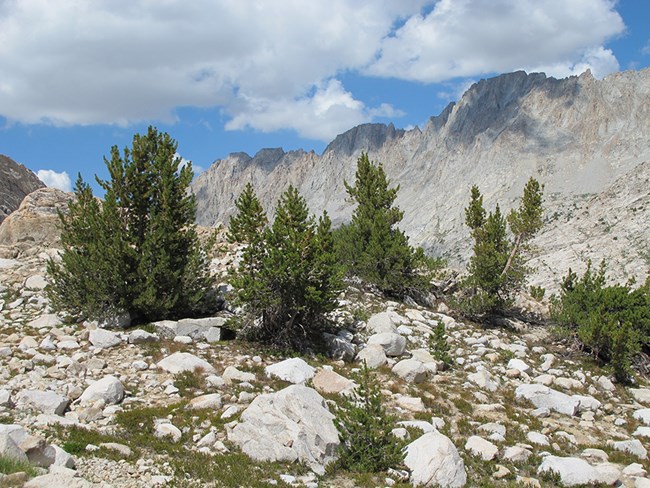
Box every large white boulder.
[228,385,339,475]
[157,352,216,374]
[265,358,316,384]
[367,311,403,334]
[404,431,467,487]
[392,359,427,384]
[465,436,498,461]
[78,376,124,406]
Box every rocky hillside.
[192,68,650,291]
[0,155,44,225]
[1,229,650,487]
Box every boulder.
[0,388,13,407]
[24,467,98,487]
[96,311,131,329]
[176,317,227,340]
[323,332,355,362]
[366,311,402,334]
[367,332,406,357]
[128,329,159,344]
[189,393,222,410]
[28,313,63,329]
[0,432,28,463]
[468,369,499,392]
[228,385,339,475]
[631,389,650,405]
[404,431,467,487]
[0,187,68,247]
[222,366,256,383]
[538,456,601,487]
[634,408,650,425]
[356,344,387,369]
[88,328,121,349]
[507,358,531,374]
[157,352,216,374]
[17,389,69,415]
[391,359,427,383]
[515,384,580,416]
[265,358,316,384]
[612,439,648,459]
[312,369,355,395]
[465,436,498,461]
[78,376,124,406]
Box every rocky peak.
[324,122,405,157]
[0,154,44,224]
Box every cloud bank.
[0,0,625,140]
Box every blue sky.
[0,0,649,193]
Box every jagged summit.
[192,68,650,289]
[324,123,405,157]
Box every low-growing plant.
[0,455,38,478]
[429,320,452,368]
[529,285,545,301]
[334,362,404,473]
[551,260,650,383]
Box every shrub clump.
[228,184,342,349]
[47,127,214,324]
[551,260,650,382]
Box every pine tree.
[462,178,543,316]
[335,362,404,472]
[47,127,214,324]
[229,185,342,349]
[338,152,419,295]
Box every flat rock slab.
[515,384,580,416]
[157,352,216,374]
[312,369,355,395]
[538,456,601,487]
[265,358,316,384]
[228,385,339,475]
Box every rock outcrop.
[0,154,44,224]
[0,187,71,250]
[192,68,650,290]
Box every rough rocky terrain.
[1,197,650,488]
[191,68,650,291]
[0,155,44,225]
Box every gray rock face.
[228,385,339,475]
[192,68,650,290]
[404,431,467,487]
[0,154,44,225]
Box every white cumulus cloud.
[367,0,625,81]
[36,169,72,192]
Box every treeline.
[47,128,649,381]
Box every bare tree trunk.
[501,233,522,278]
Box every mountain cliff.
[0,154,45,224]
[192,68,650,290]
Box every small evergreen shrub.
[334,362,404,473]
[529,285,546,301]
[228,185,343,349]
[429,320,452,368]
[551,260,650,382]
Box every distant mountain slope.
[192,68,650,289]
[0,154,45,224]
